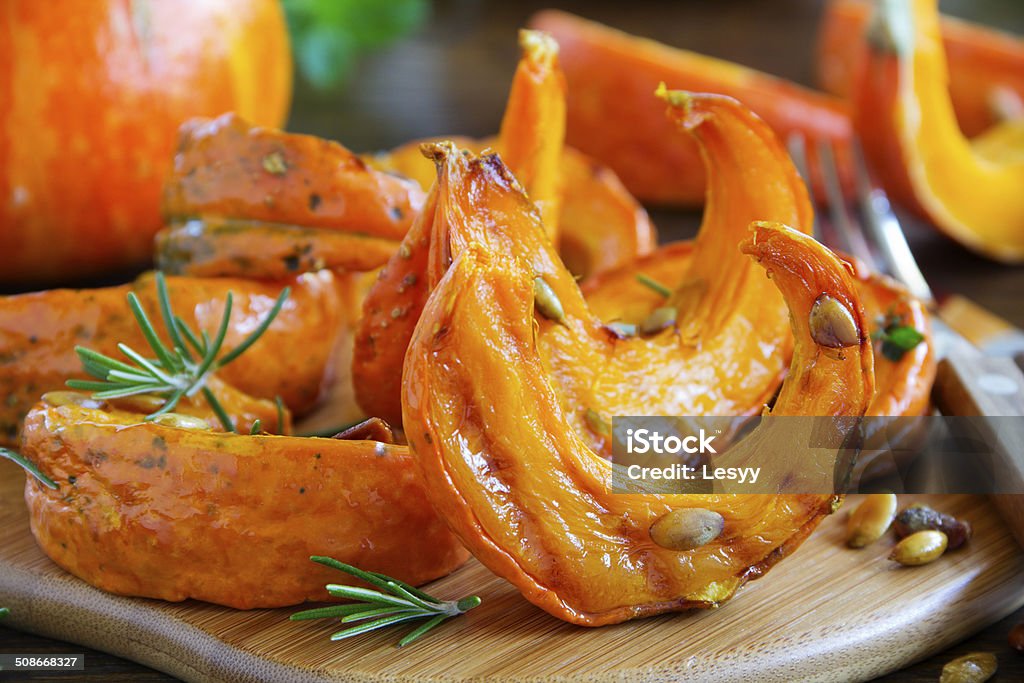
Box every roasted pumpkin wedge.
[366,30,655,278]
[356,91,812,429]
[20,397,468,609]
[156,112,425,278]
[818,0,1024,137]
[529,9,852,206]
[0,271,349,447]
[402,221,872,626]
[855,0,1024,262]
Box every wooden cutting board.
[2,459,1022,682]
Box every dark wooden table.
[3,0,1023,680]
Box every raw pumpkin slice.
[855,0,1024,262]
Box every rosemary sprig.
[291,556,481,647]
[66,273,289,433]
[1,447,57,489]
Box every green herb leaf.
[635,273,672,298]
[291,555,480,647]
[873,308,925,362]
[1,447,57,489]
[0,607,8,619]
[880,325,925,361]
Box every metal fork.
[788,132,1024,545]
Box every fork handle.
[938,294,1024,363]
[932,349,1024,549]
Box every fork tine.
[850,139,936,307]
[785,132,819,240]
[816,138,876,266]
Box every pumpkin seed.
[110,394,166,413]
[261,151,287,175]
[809,294,860,348]
[639,306,677,336]
[846,493,897,548]
[584,408,611,438]
[940,652,997,683]
[41,391,103,409]
[889,529,948,566]
[533,276,565,323]
[650,508,725,551]
[151,413,213,431]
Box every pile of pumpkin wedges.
[2,0,1021,626]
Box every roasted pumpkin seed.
[151,413,213,431]
[846,493,897,548]
[533,276,565,323]
[940,652,997,683]
[639,306,677,336]
[809,294,860,348]
[41,391,103,409]
[650,508,725,551]
[889,529,948,566]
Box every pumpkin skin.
[818,0,1024,138]
[0,0,292,285]
[401,218,872,626]
[854,0,1024,263]
[0,271,350,447]
[21,399,469,609]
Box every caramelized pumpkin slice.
[529,9,852,205]
[402,222,871,626]
[0,271,348,446]
[818,0,1024,137]
[156,113,425,277]
[356,93,812,428]
[21,398,468,609]
[855,0,1024,262]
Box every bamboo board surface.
[1,460,1022,682]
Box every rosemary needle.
[635,273,672,298]
[66,272,289,433]
[291,556,481,647]
[1,447,57,489]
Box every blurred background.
[288,0,1024,147]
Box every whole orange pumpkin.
[0,0,292,285]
